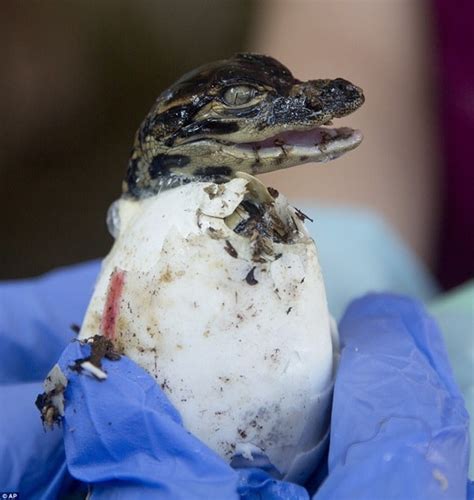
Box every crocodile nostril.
[328,79,364,105]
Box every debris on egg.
[36,364,68,427]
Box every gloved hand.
[0,262,100,499]
[0,263,471,499]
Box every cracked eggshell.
[79,176,337,482]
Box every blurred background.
[0,0,472,291]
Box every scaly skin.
[125,53,364,198]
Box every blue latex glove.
[0,264,471,499]
[0,262,99,499]
[0,261,99,384]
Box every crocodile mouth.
[172,124,363,179]
[235,125,363,164]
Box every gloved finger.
[56,340,241,499]
[0,260,99,383]
[237,468,309,500]
[0,381,76,499]
[316,294,470,500]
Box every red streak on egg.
[101,268,126,340]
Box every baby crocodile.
[126,53,364,198]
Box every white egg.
[79,173,338,483]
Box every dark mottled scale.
[178,120,239,139]
[125,158,142,197]
[270,97,320,125]
[315,78,363,117]
[138,118,151,144]
[152,105,195,138]
[230,53,294,94]
[227,106,261,119]
[168,53,294,103]
[149,154,190,179]
[194,166,233,178]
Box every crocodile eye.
[222,85,256,106]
